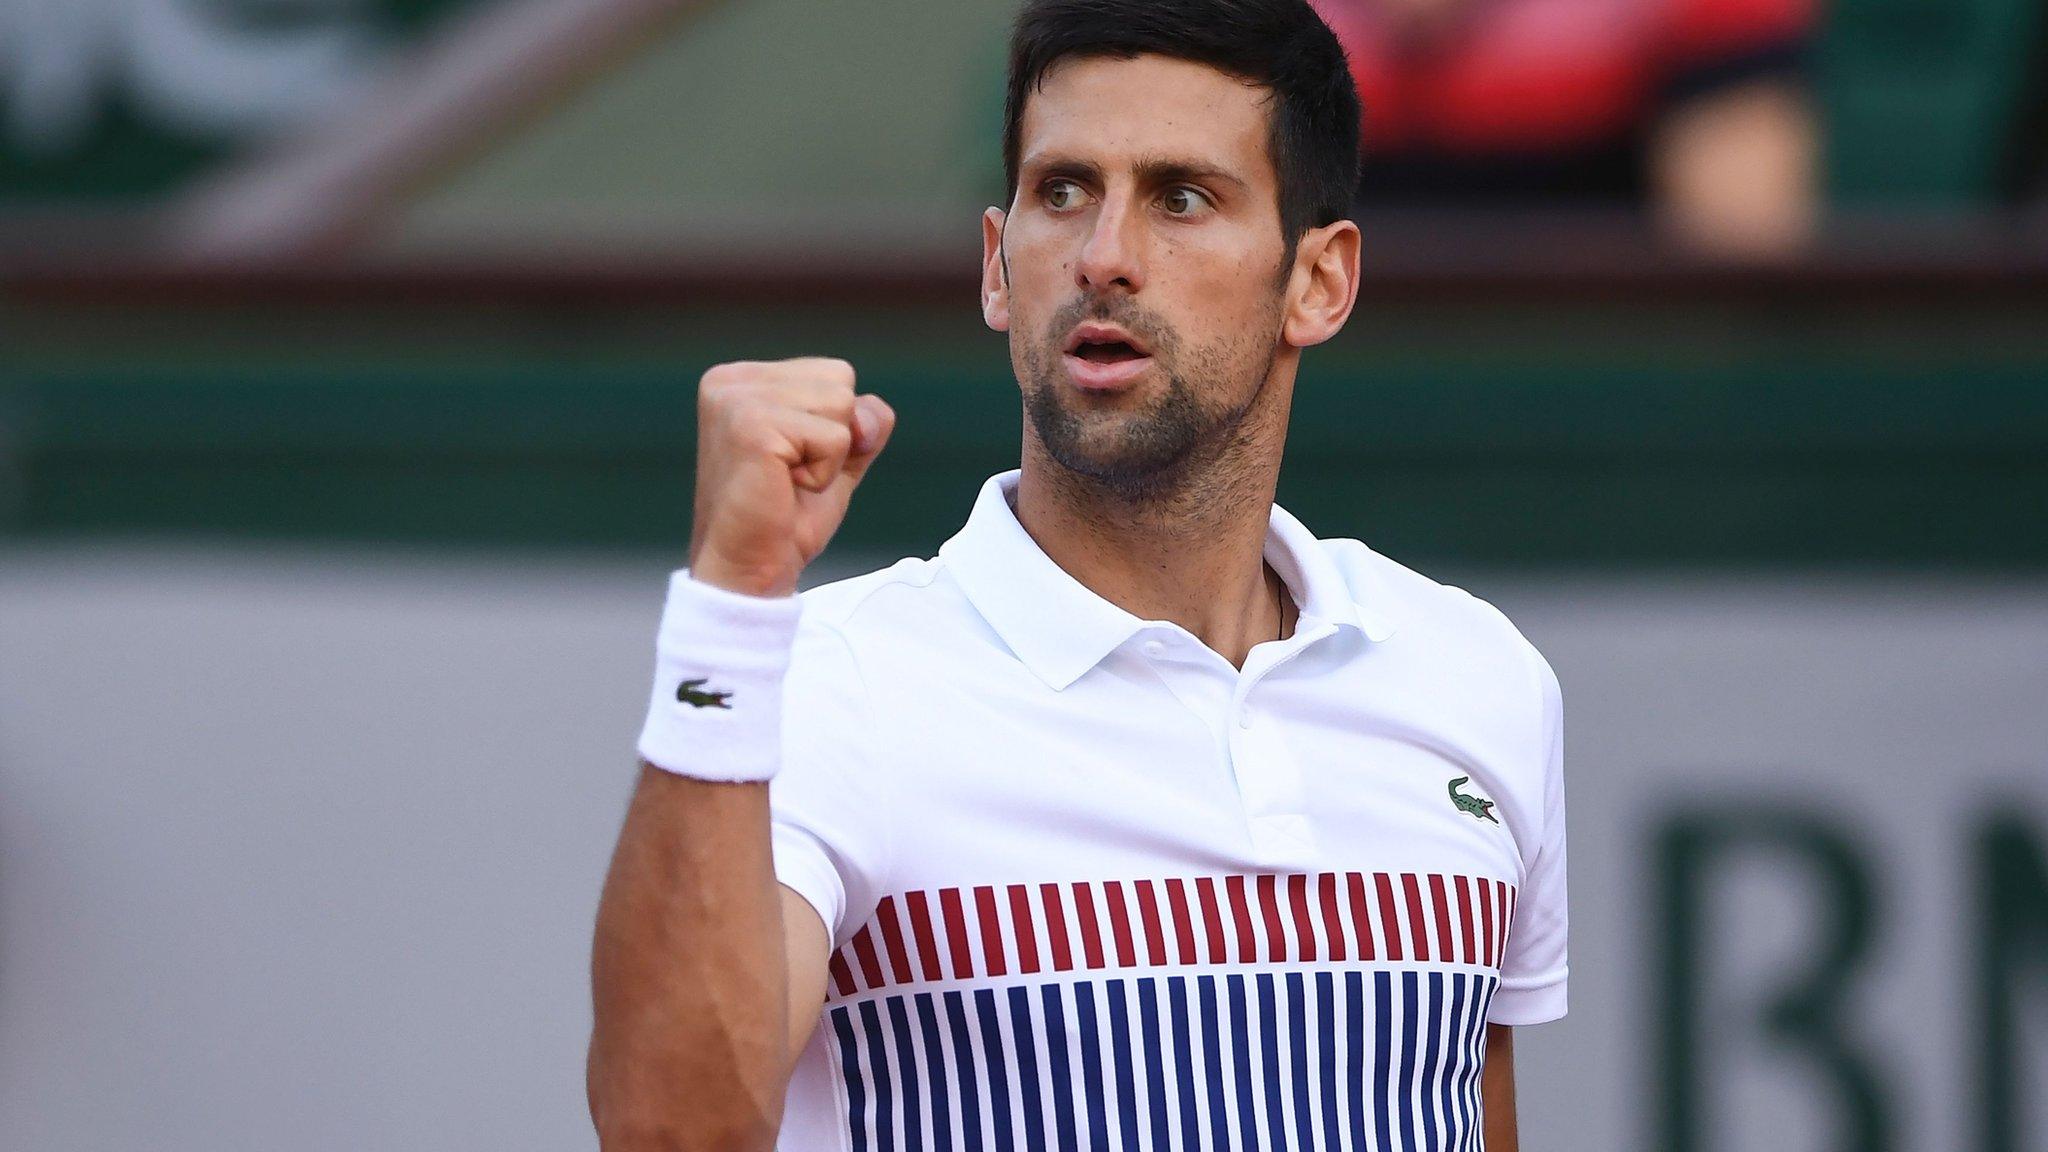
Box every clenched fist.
[688,358,896,598]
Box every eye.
[1160,186,1214,216]
[1043,179,1087,210]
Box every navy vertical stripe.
[1345,971,1368,1151]
[1316,971,1341,1151]
[1285,972,1315,1150]
[1442,975,1470,1149]
[1471,977,1499,1152]
[975,989,1015,1152]
[1480,976,1503,1150]
[914,994,952,1150]
[943,991,984,1152]
[1227,974,1261,1152]
[1256,974,1288,1149]
[1136,978,1172,1148]
[1473,976,1495,1149]
[857,999,895,1152]
[1372,971,1394,1152]
[1458,977,1483,1152]
[1166,976,1201,1149]
[1198,975,1231,1152]
[1397,971,1421,1152]
[1006,986,1047,1152]
[1072,983,1109,1151]
[1106,980,1142,1152]
[831,1008,871,1152]
[1040,984,1079,1152]
[885,997,923,1151]
[1420,973,1446,1150]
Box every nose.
[1074,195,1144,294]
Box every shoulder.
[792,554,989,661]
[1318,536,1561,710]
[794,553,962,631]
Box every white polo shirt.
[677,468,1565,1151]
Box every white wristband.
[635,570,803,783]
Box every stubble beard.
[1018,294,1283,510]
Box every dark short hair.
[1002,0,1361,247]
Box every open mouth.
[1071,339,1147,364]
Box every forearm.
[588,767,790,1151]
[1483,1022,1519,1151]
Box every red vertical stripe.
[1347,873,1375,961]
[1477,878,1496,967]
[1008,884,1040,975]
[1287,873,1319,962]
[1165,879,1198,965]
[941,887,975,979]
[1226,875,1258,963]
[1496,880,1511,963]
[1041,883,1074,972]
[851,925,886,989]
[1375,873,1405,962]
[905,891,944,981]
[1403,873,1431,961]
[1492,880,1508,963]
[1257,874,1287,962]
[1104,881,1137,968]
[828,951,858,997]
[1071,882,1106,970]
[1134,880,1168,966]
[1318,873,1348,962]
[1429,875,1455,962]
[875,896,914,984]
[975,885,1008,978]
[1196,877,1229,963]
[1503,883,1518,959]
[1455,876,1477,965]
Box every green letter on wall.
[1654,806,1893,1152]
[1974,812,2048,1152]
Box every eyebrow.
[1022,154,1251,196]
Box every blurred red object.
[1316,0,1821,257]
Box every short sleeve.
[1490,649,1568,1025]
[768,613,894,947]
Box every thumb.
[844,394,896,481]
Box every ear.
[981,206,1011,333]
[1281,217,1361,349]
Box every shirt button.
[1143,639,1166,658]
[1238,707,1256,729]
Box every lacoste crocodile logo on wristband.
[1448,776,1500,824]
[676,678,734,709]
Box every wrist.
[688,546,799,599]
[635,570,802,782]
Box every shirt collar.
[938,469,1394,691]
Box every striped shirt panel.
[821,872,1514,1152]
[828,872,1518,999]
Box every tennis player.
[590,1,1567,1148]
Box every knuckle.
[791,356,855,389]
[698,363,749,407]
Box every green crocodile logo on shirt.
[675,677,733,710]
[1448,776,1500,824]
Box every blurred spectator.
[1315,0,1822,258]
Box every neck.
[1013,437,1293,670]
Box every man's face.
[987,53,1296,496]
